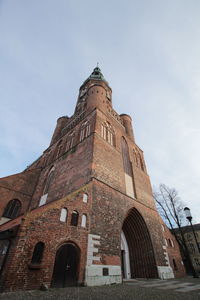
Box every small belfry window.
[80,121,90,142]
[2,199,21,219]
[60,208,68,222]
[101,122,115,146]
[71,210,79,226]
[31,242,44,264]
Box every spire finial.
[97,62,99,67]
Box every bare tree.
[153,184,186,230]
[153,183,199,278]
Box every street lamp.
[184,207,200,254]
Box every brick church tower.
[0,67,185,291]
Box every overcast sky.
[0,1,200,223]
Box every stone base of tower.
[85,265,122,286]
[157,266,175,279]
[85,265,175,286]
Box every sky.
[0,0,200,223]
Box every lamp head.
[184,207,192,221]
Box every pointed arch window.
[71,210,79,226]
[101,122,115,146]
[31,242,45,264]
[2,199,21,219]
[80,121,90,142]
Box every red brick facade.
[0,67,185,292]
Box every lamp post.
[184,207,200,253]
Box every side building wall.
[0,184,92,292]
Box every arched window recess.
[71,210,79,226]
[66,132,75,152]
[80,121,90,142]
[39,166,55,207]
[2,199,21,219]
[56,140,63,159]
[29,242,45,268]
[101,121,115,146]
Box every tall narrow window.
[66,132,75,152]
[60,208,68,222]
[80,121,90,142]
[71,210,79,226]
[121,137,135,198]
[2,199,21,219]
[39,167,55,207]
[101,122,115,146]
[172,258,178,271]
[81,214,87,228]
[133,149,145,172]
[0,240,10,270]
[31,242,44,264]
[43,167,55,195]
[56,140,63,158]
[121,137,132,176]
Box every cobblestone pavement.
[0,277,200,300]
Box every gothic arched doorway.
[121,208,158,279]
[51,243,80,287]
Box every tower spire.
[81,65,109,88]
